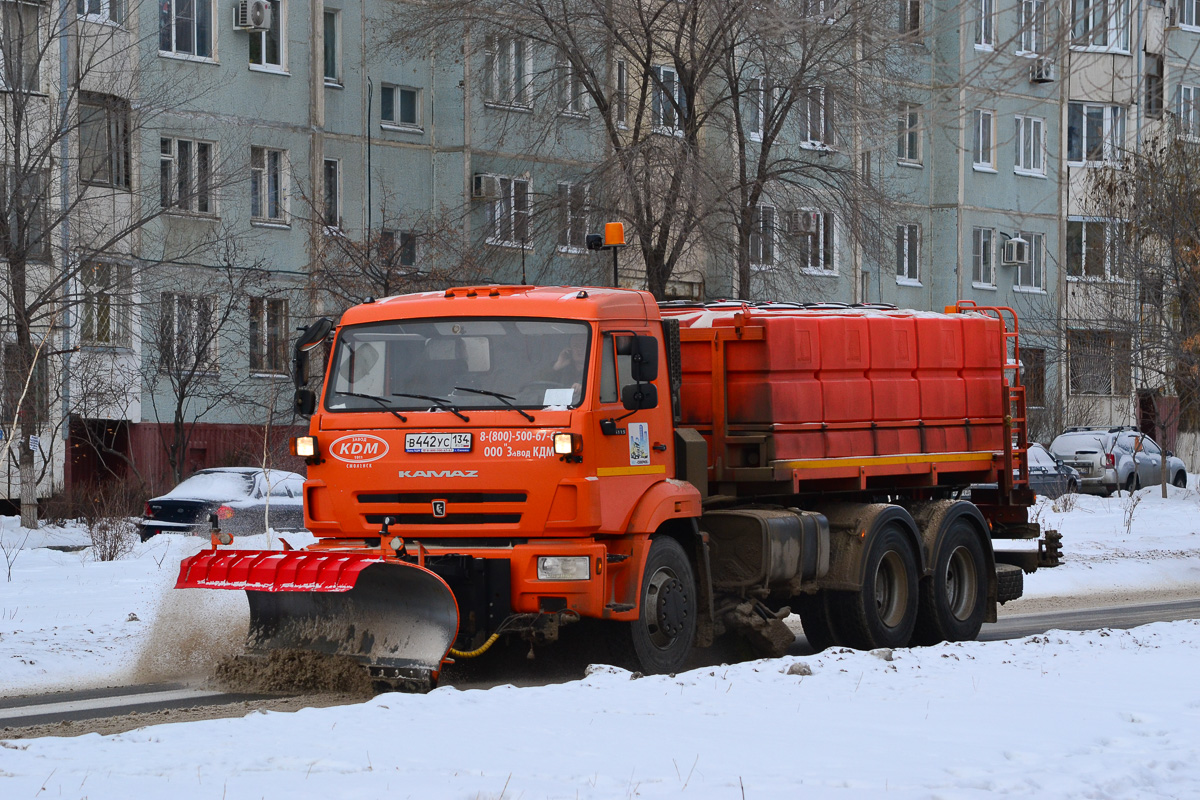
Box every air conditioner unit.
[786,210,819,235]
[1167,5,1180,28]
[1029,57,1056,84]
[1003,237,1030,265]
[472,173,497,199]
[232,0,272,32]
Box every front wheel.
[629,537,697,674]
[911,517,988,646]
[1173,471,1188,489]
[827,523,919,650]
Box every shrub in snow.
[82,492,138,562]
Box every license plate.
[405,432,472,453]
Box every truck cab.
[298,285,701,655]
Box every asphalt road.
[2,597,1198,733]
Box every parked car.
[1026,443,1080,499]
[1111,430,1188,491]
[1048,428,1128,497]
[140,468,305,542]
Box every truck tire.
[630,536,697,674]
[911,517,987,645]
[795,592,837,652]
[1173,471,1188,489]
[827,522,919,650]
[996,563,1024,604]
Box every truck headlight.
[291,435,317,458]
[553,433,582,455]
[537,556,590,581]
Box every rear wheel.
[1125,474,1139,493]
[912,518,988,646]
[629,537,696,674]
[827,523,919,650]
[1173,471,1188,489]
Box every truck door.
[1136,435,1163,485]
[591,330,670,532]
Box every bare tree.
[0,0,243,525]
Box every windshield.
[326,318,591,412]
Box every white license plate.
[405,432,472,453]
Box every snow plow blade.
[177,551,459,690]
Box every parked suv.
[1111,431,1188,491]
[1048,428,1129,496]
[1049,427,1189,495]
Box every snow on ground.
[0,487,1199,797]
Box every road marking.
[0,688,227,721]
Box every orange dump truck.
[177,287,1060,690]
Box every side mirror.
[1166,450,1174,458]
[294,389,317,417]
[622,382,658,411]
[630,335,659,382]
[293,318,333,389]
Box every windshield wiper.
[339,391,407,422]
[392,392,470,422]
[453,387,535,422]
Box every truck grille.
[359,491,526,526]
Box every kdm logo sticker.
[329,434,389,463]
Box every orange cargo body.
[661,305,1011,491]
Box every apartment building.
[2,0,1196,502]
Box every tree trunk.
[19,437,37,529]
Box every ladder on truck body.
[953,301,1031,508]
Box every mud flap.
[177,551,459,687]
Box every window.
[1021,348,1045,406]
[599,332,637,405]
[160,137,213,213]
[250,146,285,222]
[1179,0,1200,28]
[1071,0,1131,51]
[1067,219,1124,279]
[0,341,48,430]
[381,85,419,128]
[800,87,831,146]
[615,59,628,128]
[379,230,416,267]
[652,65,686,131]
[1146,55,1164,120]
[76,0,122,24]
[971,227,994,286]
[556,51,585,115]
[1018,0,1044,53]
[972,109,994,170]
[557,182,589,251]
[1067,103,1124,163]
[897,103,921,164]
[1014,115,1045,175]
[79,93,131,189]
[249,0,283,70]
[2,2,40,91]
[484,35,531,107]
[160,292,218,373]
[976,0,994,47]
[488,175,530,246]
[323,158,339,228]
[899,0,921,37]
[80,262,131,347]
[896,223,920,283]
[746,77,768,141]
[323,10,339,83]
[795,209,835,273]
[249,296,287,373]
[159,0,213,58]
[1178,86,1200,138]
[2,167,50,260]
[1016,231,1045,290]
[1068,330,1131,395]
[749,205,775,267]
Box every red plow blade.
[176,550,460,690]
